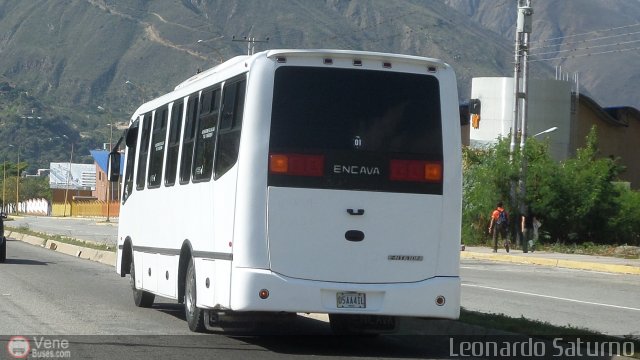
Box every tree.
[20,177,52,201]
[462,137,518,244]
[610,186,640,246]
[462,127,635,246]
[531,127,621,243]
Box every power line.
[530,38,640,57]
[530,30,640,51]
[528,45,640,62]
[529,22,640,45]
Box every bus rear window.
[269,66,443,194]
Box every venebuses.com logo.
[5,335,71,359]
[6,336,30,359]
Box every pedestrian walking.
[521,210,535,253]
[488,201,509,253]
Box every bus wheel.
[130,256,155,307]
[0,237,6,263]
[184,258,205,332]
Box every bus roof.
[128,49,451,124]
[265,49,448,68]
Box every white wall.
[469,77,571,160]
[469,77,514,146]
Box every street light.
[532,126,558,138]
[196,37,225,63]
[124,80,147,102]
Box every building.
[468,77,572,160]
[90,149,123,202]
[464,77,640,189]
[572,96,640,189]
[49,162,96,202]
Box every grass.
[460,308,597,336]
[6,224,115,253]
[468,237,639,259]
[459,308,639,358]
[538,242,638,258]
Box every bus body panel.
[229,267,460,318]
[157,254,179,298]
[435,66,463,277]
[267,187,442,283]
[229,57,274,271]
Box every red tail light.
[390,160,442,183]
[269,153,324,177]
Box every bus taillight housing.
[390,160,442,183]
[269,153,324,177]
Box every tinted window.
[123,120,138,203]
[165,101,183,187]
[136,113,152,191]
[180,94,199,184]
[269,67,442,194]
[148,106,168,188]
[192,87,220,182]
[215,76,246,179]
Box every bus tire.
[0,237,6,263]
[130,256,155,307]
[185,258,205,332]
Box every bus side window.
[148,106,168,189]
[180,94,199,184]
[165,101,183,187]
[215,77,246,179]
[136,113,152,191]
[192,86,220,182]
[123,119,139,203]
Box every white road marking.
[463,283,640,312]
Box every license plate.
[336,292,366,308]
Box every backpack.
[496,209,508,226]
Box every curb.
[7,230,116,267]
[460,250,640,275]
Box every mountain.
[0,0,514,108]
[0,0,637,170]
[443,0,640,109]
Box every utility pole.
[63,143,74,217]
[15,147,20,215]
[511,0,534,250]
[2,159,5,213]
[232,36,269,55]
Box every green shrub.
[462,128,638,247]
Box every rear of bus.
[235,50,461,325]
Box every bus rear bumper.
[229,268,460,319]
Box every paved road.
[460,259,640,338]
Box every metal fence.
[51,201,120,218]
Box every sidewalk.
[461,245,640,275]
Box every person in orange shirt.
[488,201,510,253]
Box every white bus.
[109,49,462,334]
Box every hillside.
[0,0,637,169]
[443,0,640,109]
[0,0,514,108]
